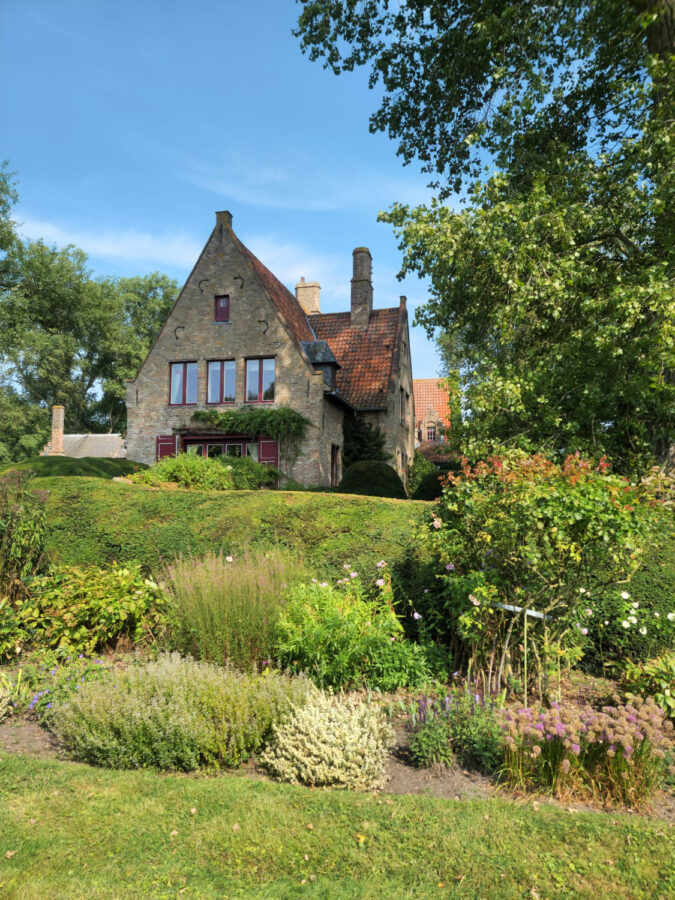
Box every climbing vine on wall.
[193,406,314,474]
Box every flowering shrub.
[499,698,674,807]
[421,452,657,700]
[130,452,279,490]
[52,654,316,771]
[260,692,394,790]
[274,573,445,690]
[410,692,503,772]
[623,653,675,720]
[23,654,111,726]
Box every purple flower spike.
[445,563,455,571]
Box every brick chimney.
[50,406,65,456]
[351,247,372,329]
[216,210,233,228]
[295,276,321,315]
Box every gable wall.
[126,220,339,484]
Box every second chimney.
[351,247,372,329]
[295,276,321,315]
[50,405,65,456]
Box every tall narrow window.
[207,360,236,404]
[214,295,230,322]
[245,358,275,402]
[170,362,198,405]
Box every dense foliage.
[129,451,279,490]
[406,451,437,497]
[0,563,168,661]
[410,693,503,773]
[624,653,675,720]
[412,470,444,501]
[52,654,316,771]
[341,412,389,469]
[261,693,394,790]
[0,456,144,479]
[0,471,46,602]
[274,577,444,691]
[338,460,406,499]
[420,453,657,700]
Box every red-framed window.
[170,361,198,405]
[207,359,236,404]
[245,357,275,403]
[214,295,230,322]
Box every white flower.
[622,620,630,629]
[631,602,639,609]
[225,556,234,563]
[654,612,660,618]
[667,612,675,621]
[604,620,609,625]
[578,588,587,594]
[621,591,630,600]
[628,615,637,624]
[585,608,593,616]
[639,627,647,635]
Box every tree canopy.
[296,1,675,471]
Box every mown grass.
[0,456,144,479]
[0,754,672,899]
[38,478,426,575]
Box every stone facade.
[126,211,414,487]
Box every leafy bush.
[0,456,144,479]
[499,698,674,808]
[584,516,675,671]
[161,549,305,670]
[410,693,503,773]
[407,451,437,497]
[260,692,394,790]
[274,578,438,690]
[420,453,658,701]
[412,471,444,501]
[338,461,406,499]
[24,654,111,726]
[341,413,389,469]
[624,653,675,720]
[52,654,315,770]
[0,564,169,661]
[130,452,279,491]
[0,471,46,601]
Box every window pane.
[226,444,242,458]
[246,359,259,401]
[170,363,183,404]
[185,363,198,404]
[262,358,275,401]
[207,444,223,458]
[246,442,258,461]
[224,361,236,402]
[186,444,204,456]
[208,361,221,403]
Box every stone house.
[42,406,126,458]
[125,211,415,487]
[413,379,451,445]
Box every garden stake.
[523,610,528,709]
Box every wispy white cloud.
[18,217,202,270]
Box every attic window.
[215,295,230,322]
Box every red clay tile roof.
[413,379,451,429]
[309,309,403,408]
[233,236,314,344]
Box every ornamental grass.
[499,697,674,808]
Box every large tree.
[296,1,675,471]
[0,166,178,458]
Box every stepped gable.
[309,308,402,409]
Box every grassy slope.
[0,456,144,479]
[39,478,427,575]
[1,754,672,900]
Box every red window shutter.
[156,435,177,460]
[259,440,278,468]
[215,295,230,322]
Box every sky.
[1,0,443,378]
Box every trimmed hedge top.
[338,461,406,499]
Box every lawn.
[37,477,426,575]
[1,753,673,899]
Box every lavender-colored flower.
[445,562,455,571]
[349,572,358,579]
[571,743,580,755]
[585,608,592,616]
[424,589,429,594]
[319,582,328,587]
[580,627,588,636]
[413,611,422,620]
[376,578,385,587]
[376,560,387,568]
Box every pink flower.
[376,560,387,568]
[432,519,442,529]
[469,594,480,606]
[580,627,588,635]
[445,563,455,571]
[413,611,422,620]
[319,582,328,587]
[349,572,358,579]
[376,578,385,587]
[585,608,592,616]
[225,556,234,563]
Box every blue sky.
[1,0,443,378]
